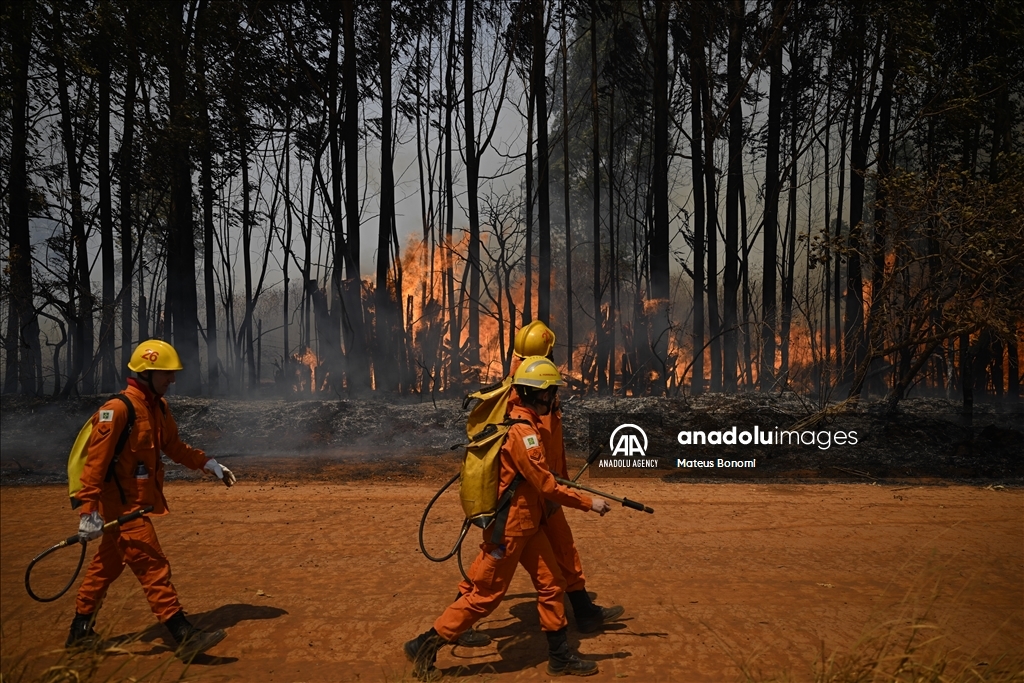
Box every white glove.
[78,511,104,542]
[204,458,236,487]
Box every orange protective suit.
[74,379,210,622]
[506,355,588,592]
[435,404,593,641]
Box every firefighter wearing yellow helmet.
[451,322,624,655]
[66,340,234,660]
[405,356,614,678]
[514,320,557,359]
[510,338,626,636]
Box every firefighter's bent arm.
[509,432,593,512]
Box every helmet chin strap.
[138,370,159,396]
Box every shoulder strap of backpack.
[485,418,536,543]
[111,394,136,456]
[105,394,136,505]
[489,473,524,545]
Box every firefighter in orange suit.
[405,358,611,680]
[508,321,625,633]
[66,339,235,661]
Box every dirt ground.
[1,470,1022,683]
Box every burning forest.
[2,1,1022,414]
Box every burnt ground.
[1,393,1021,487]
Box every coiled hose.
[417,472,473,583]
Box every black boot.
[164,611,226,661]
[546,627,598,677]
[65,612,101,649]
[451,594,490,647]
[403,628,445,681]
[567,589,624,634]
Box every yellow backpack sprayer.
[418,380,653,582]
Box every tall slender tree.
[590,0,607,391]
[97,1,116,392]
[376,0,398,391]
[688,2,706,396]
[650,0,671,392]
[164,1,201,393]
[760,0,784,392]
[6,0,40,395]
[723,0,744,391]
[533,0,552,323]
[464,0,482,369]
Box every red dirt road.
[2,479,1022,682]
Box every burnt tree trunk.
[54,7,94,395]
[98,11,116,392]
[590,0,606,391]
[533,0,552,323]
[688,3,706,396]
[376,0,398,392]
[196,6,219,391]
[650,0,671,394]
[6,0,39,395]
[561,0,573,370]
[164,2,201,393]
[760,0,784,392]
[341,0,369,392]
[120,6,137,380]
[723,0,743,392]
[464,0,481,368]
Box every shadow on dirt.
[114,603,286,664]
[439,595,635,677]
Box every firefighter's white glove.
[78,511,104,542]
[590,498,611,516]
[204,458,236,487]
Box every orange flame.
[292,347,321,393]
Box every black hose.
[25,538,87,603]
[25,506,154,603]
[418,472,470,560]
[456,533,471,584]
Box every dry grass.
[735,563,1023,683]
[1,619,199,683]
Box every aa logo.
[141,349,160,362]
[609,424,648,457]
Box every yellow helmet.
[128,339,184,372]
[514,320,555,358]
[512,356,565,389]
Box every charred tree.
[164,1,201,393]
[650,0,671,393]
[376,0,399,392]
[590,0,607,391]
[688,2,706,396]
[54,6,94,395]
[760,0,784,392]
[843,10,879,393]
[560,0,573,370]
[533,0,552,323]
[723,0,743,392]
[98,5,116,393]
[341,0,370,393]
[6,0,39,395]
[702,72,721,393]
[119,4,137,379]
[464,0,481,369]
[196,3,219,392]
[443,0,459,383]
